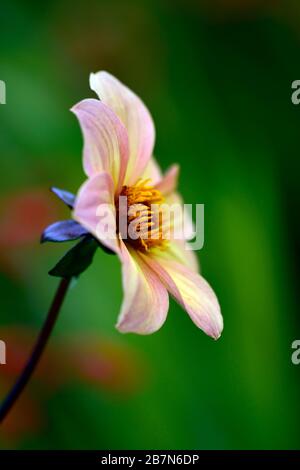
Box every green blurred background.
[0,0,300,450]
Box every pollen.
[117,179,168,252]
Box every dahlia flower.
[68,72,223,339]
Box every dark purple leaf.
[41,220,88,243]
[51,187,76,208]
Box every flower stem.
[0,277,72,423]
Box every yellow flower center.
[117,179,167,252]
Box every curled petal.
[90,71,155,185]
[71,99,129,192]
[140,157,162,185]
[116,240,169,335]
[73,172,119,254]
[144,252,223,339]
[155,164,179,196]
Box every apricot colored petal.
[116,240,169,334]
[155,164,179,196]
[73,172,119,254]
[144,252,223,339]
[90,72,155,184]
[71,99,129,192]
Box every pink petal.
[163,192,195,241]
[71,99,129,193]
[143,251,223,339]
[155,164,179,196]
[163,241,199,272]
[140,157,162,185]
[116,240,169,334]
[90,72,155,185]
[73,172,119,254]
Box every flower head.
[70,71,223,338]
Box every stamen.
[117,180,168,252]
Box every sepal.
[48,236,99,278]
[51,187,76,208]
[41,220,88,243]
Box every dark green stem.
[0,277,71,423]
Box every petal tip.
[209,316,224,340]
[212,329,222,341]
